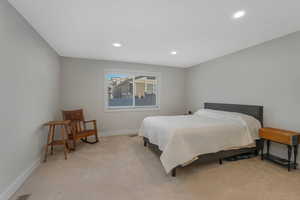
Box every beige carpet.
[11,136,300,200]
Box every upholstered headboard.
[204,103,264,126]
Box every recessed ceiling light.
[112,43,122,47]
[233,10,246,19]
[170,51,177,55]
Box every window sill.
[105,106,160,112]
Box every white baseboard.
[0,158,41,200]
[101,129,139,137]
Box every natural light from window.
[105,71,160,110]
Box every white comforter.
[138,109,261,173]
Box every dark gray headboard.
[204,103,263,126]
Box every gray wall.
[0,0,61,196]
[60,57,186,136]
[186,31,300,157]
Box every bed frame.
[143,102,264,177]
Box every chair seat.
[68,129,97,140]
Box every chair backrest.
[62,109,85,133]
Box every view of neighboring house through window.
[105,71,159,110]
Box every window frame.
[104,69,161,112]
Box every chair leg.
[50,145,54,155]
[44,144,49,162]
[81,138,98,144]
[66,141,70,153]
[44,125,53,162]
[95,132,99,142]
[81,133,99,144]
[50,126,55,155]
[73,139,76,151]
[64,144,68,160]
[62,126,68,160]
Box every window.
[104,70,160,110]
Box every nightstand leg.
[294,144,298,169]
[288,145,292,171]
[261,139,265,160]
[266,140,270,157]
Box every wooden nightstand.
[259,127,300,171]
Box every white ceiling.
[8,0,300,67]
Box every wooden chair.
[62,109,99,150]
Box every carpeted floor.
[11,136,300,200]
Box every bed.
[139,103,263,176]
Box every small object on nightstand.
[259,127,300,171]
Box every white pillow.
[194,108,261,139]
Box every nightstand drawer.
[259,128,299,145]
